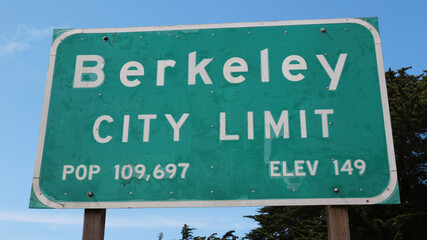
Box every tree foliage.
[244,67,427,240]
[181,224,195,240]
[222,230,239,240]
[244,206,327,240]
[183,225,240,240]
[386,67,427,198]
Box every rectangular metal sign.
[31,18,398,208]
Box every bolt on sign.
[30,18,399,209]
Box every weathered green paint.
[31,18,398,208]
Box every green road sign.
[31,18,398,209]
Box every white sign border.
[32,18,398,209]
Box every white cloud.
[0,25,53,55]
[0,210,256,231]
[106,215,256,230]
[0,211,82,225]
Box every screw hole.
[103,36,109,41]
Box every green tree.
[194,237,206,240]
[181,224,196,240]
[193,230,240,240]
[207,233,219,240]
[244,206,327,240]
[222,230,239,240]
[385,67,427,199]
[244,68,427,240]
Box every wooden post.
[82,209,106,240]
[326,205,350,240]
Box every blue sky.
[0,0,425,239]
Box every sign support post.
[82,209,106,240]
[326,205,350,240]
